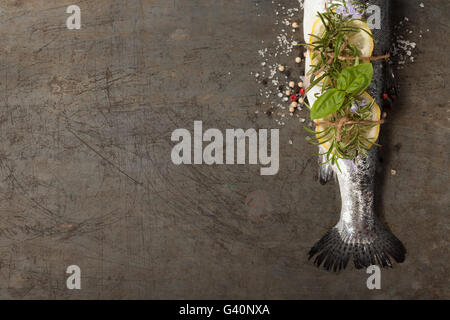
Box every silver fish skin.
[310,149,406,271]
[305,0,406,271]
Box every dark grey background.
[0,0,448,299]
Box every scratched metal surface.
[0,0,448,299]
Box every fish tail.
[308,225,406,272]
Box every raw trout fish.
[304,0,406,271]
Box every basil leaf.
[310,89,346,120]
[337,63,373,95]
[346,74,368,94]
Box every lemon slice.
[309,18,326,63]
[315,92,381,152]
[346,20,374,57]
[308,19,374,65]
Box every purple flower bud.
[347,5,357,15]
[358,99,367,108]
[337,2,365,19]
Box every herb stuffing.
[302,1,390,168]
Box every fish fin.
[318,146,334,185]
[319,162,334,185]
[308,226,406,272]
